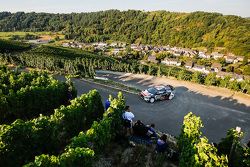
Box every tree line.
[0,10,249,57]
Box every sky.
[0,0,250,17]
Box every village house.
[131,44,143,51]
[112,48,123,55]
[62,43,70,47]
[163,45,171,51]
[192,64,210,74]
[140,60,147,65]
[225,55,236,64]
[173,51,182,57]
[185,61,193,69]
[97,42,108,47]
[131,44,138,50]
[144,45,153,51]
[211,52,224,59]
[216,72,244,82]
[211,62,222,72]
[198,51,211,59]
[161,58,181,66]
[233,74,244,82]
[216,71,233,79]
[110,42,118,47]
[147,55,157,63]
[236,56,244,62]
[120,42,127,48]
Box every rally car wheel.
[168,93,174,100]
[149,97,155,103]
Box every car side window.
[165,88,171,92]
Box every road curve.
[55,73,250,143]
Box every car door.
[155,90,162,100]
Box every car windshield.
[147,87,157,94]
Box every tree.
[242,65,250,75]
[191,71,204,84]
[219,76,231,88]
[157,66,161,77]
[178,112,228,167]
[242,56,248,66]
[218,128,245,167]
[147,65,152,75]
[205,73,218,86]
[228,80,241,91]
[138,64,143,74]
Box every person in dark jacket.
[146,123,157,138]
[133,120,148,137]
[156,134,168,153]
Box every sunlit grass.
[0,31,64,40]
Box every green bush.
[191,71,205,84]
[218,128,248,167]
[178,112,228,167]
[24,147,94,167]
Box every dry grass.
[0,31,64,40]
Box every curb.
[80,78,139,95]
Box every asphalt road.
[56,73,250,143]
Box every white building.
[211,52,224,59]
[192,64,210,74]
[162,58,181,66]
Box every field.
[0,31,65,40]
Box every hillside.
[0,10,249,57]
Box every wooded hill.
[0,10,249,57]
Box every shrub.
[178,112,228,167]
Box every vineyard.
[0,39,31,52]
[0,66,126,166]
[0,66,77,124]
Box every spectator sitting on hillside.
[146,123,158,138]
[156,134,168,153]
[133,120,148,137]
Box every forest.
[0,10,249,57]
